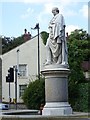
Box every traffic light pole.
[9,82,10,109]
[6,67,14,109]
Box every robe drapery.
[46,13,68,64]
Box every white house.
[2,34,46,103]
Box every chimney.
[24,29,27,34]
[23,29,31,41]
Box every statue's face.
[52,9,58,16]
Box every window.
[19,85,27,98]
[19,64,27,77]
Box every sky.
[0,0,89,38]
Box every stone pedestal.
[41,64,72,116]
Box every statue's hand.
[57,37,62,43]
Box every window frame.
[19,84,27,98]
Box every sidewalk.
[0,109,89,120]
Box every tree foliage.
[67,29,90,110]
[41,31,49,45]
[2,31,49,54]
[73,83,89,112]
[68,29,89,84]
[2,35,25,54]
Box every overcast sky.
[0,0,89,38]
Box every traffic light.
[6,67,14,82]
[6,75,10,82]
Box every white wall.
[2,35,46,103]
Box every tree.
[2,35,25,54]
[67,29,90,110]
[68,29,89,84]
[2,31,48,54]
[41,31,49,45]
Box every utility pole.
[37,23,40,80]
[17,49,20,75]
[15,49,19,110]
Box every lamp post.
[17,49,20,75]
[15,66,17,110]
[15,49,20,110]
[31,23,40,80]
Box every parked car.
[0,103,9,110]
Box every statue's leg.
[45,45,52,65]
[56,44,62,64]
[53,57,58,63]
[56,54,61,64]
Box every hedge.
[69,82,90,112]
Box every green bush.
[22,77,45,110]
[69,83,89,112]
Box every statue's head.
[52,7,59,14]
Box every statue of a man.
[45,7,68,65]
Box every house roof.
[2,34,39,55]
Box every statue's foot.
[61,62,66,65]
[56,61,61,64]
[60,62,69,68]
[45,61,52,65]
[61,62,69,65]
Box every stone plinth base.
[42,102,72,115]
[41,64,73,116]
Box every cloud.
[0,4,2,35]
[44,3,65,14]
[23,0,54,3]
[44,3,55,14]
[36,2,79,31]
[36,3,54,24]
[66,25,80,35]
[79,5,88,18]
[64,10,77,17]
[37,0,84,22]
[0,0,89,2]
[36,2,77,25]
[36,2,66,21]
[22,0,89,4]
[21,8,34,19]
